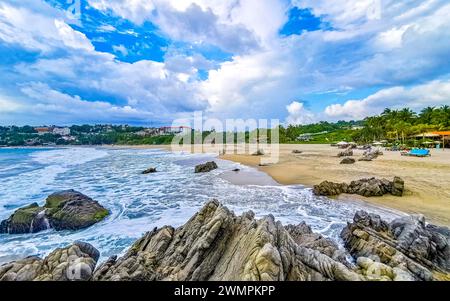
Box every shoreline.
[106,143,450,227]
[5,144,449,226]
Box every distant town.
[0,125,192,147]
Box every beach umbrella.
[373,142,382,146]
[337,141,348,146]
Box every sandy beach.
[218,144,450,227]
[124,143,450,227]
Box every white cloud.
[324,80,450,119]
[286,101,316,125]
[112,44,129,56]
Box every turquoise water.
[0,147,402,264]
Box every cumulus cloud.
[285,101,316,125]
[324,80,450,119]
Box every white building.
[52,127,71,136]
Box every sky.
[1,0,450,126]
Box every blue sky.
[1,0,450,126]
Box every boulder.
[142,167,157,174]
[340,158,356,164]
[0,242,99,281]
[313,177,404,197]
[341,211,450,281]
[337,148,353,157]
[252,149,265,156]
[0,203,49,234]
[194,161,218,173]
[93,201,361,281]
[45,190,109,231]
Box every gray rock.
[340,158,356,164]
[313,177,404,198]
[194,161,218,173]
[341,211,450,281]
[142,167,157,174]
[338,148,353,157]
[93,201,361,281]
[0,242,98,281]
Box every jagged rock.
[359,149,383,161]
[45,190,109,231]
[341,211,450,281]
[93,201,361,281]
[338,148,353,157]
[340,158,356,164]
[194,161,218,173]
[0,203,49,234]
[313,177,404,197]
[391,177,405,196]
[0,242,99,281]
[142,167,157,174]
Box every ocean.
[0,147,403,264]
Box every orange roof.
[432,131,450,136]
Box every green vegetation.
[278,106,450,145]
[1,106,449,147]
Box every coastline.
[106,143,450,227]
[7,144,449,226]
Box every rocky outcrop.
[194,161,218,173]
[340,158,356,164]
[341,211,450,281]
[2,201,449,281]
[0,242,99,281]
[45,190,109,231]
[93,201,361,281]
[0,203,49,234]
[142,167,157,174]
[313,177,404,197]
[0,190,109,234]
[359,149,383,161]
[337,148,353,157]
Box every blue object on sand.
[407,149,431,157]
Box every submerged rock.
[0,242,99,281]
[0,190,109,234]
[341,211,450,281]
[142,167,157,174]
[313,177,404,197]
[194,161,218,173]
[93,201,361,281]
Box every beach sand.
[116,144,450,226]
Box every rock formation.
[0,190,109,234]
[194,161,218,173]
[93,201,361,281]
[337,148,353,157]
[2,201,449,281]
[359,149,383,161]
[341,211,450,281]
[142,167,157,174]
[340,158,356,164]
[313,177,404,197]
[0,242,99,281]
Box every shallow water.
[0,147,403,264]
